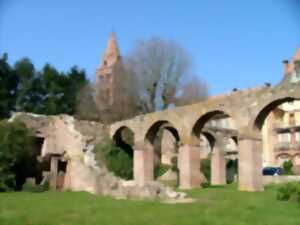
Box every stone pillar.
[238,138,264,192]
[178,144,201,189]
[211,145,226,185]
[134,147,154,186]
[49,156,59,190]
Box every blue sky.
[1,0,299,95]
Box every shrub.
[0,120,35,191]
[283,160,294,175]
[154,164,171,179]
[277,182,300,202]
[201,158,211,184]
[226,159,238,184]
[94,140,133,180]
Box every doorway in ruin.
[192,111,238,186]
[56,160,67,190]
[145,121,180,187]
[40,155,68,191]
[15,137,45,190]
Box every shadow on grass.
[202,183,226,189]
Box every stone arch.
[253,97,296,131]
[191,110,236,186]
[231,136,238,145]
[226,136,238,152]
[144,120,180,165]
[145,120,180,145]
[200,131,216,150]
[142,120,181,185]
[112,126,135,157]
[192,110,234,142]
[239,97,299,192]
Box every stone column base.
[178,145,201,189]
[211,146,226,185]
[49,156,59,190]
[134,147,154,186]
[238,138,264,192]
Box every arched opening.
[254,98,300,176]
[192,110,238,186]
[254,98,295,131]
[192,111,232,138]
[225,137,238,184]
[113,126,134,157]
[108,126,134,180]
[145,120,180,186]
[199,132,215,185]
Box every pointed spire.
[102,32,121,67]
[286,47,300,75]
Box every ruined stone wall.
[11,113,184,200]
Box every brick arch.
[251,88,300,131]
[110,123,136,140]
[201,131,216,149]
[144,120,180,145]
[112,126,135,157]
[191,110,234,144]
[253,97,296,131]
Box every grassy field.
[0,185,299,225]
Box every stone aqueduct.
[110,76,300,192]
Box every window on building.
[278,132,291,143]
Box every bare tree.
[94,63,140,124]
[76,83,100,121]
[78,37,209,124]
[126,37,208,113]
[175,76,208,106]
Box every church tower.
[96,32,122,106]
[95,33,133,123]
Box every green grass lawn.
[0,184,299,225]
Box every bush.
[0,120,36,191]
[94,140,133,180]
[201,158,211,184]
[277,182,300,202]
[283,160,294,175]
[154,164,171,179]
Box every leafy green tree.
[201,158,211,185]
[33,64,87,115]
[0,54,18,119]
[0,55,88,117]
[12,57,88,116]
[0,120,36,191]
[14,58,36,112]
